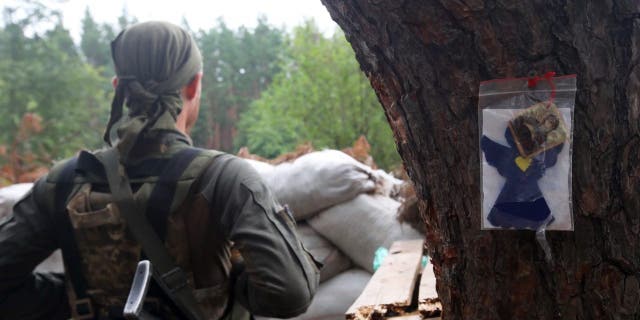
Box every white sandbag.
[371,169,404,198]
[0,183,33,220]
[256,268,371,320]
[308,194,422,273]
[34,250,64,273]
[297,223,352,283]
[268,150,376,220]
[243,159,276,181]
[0,183,64,273]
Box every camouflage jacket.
[0,133,319,319]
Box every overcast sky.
[5,0,339,41]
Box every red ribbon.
[528,71,556,107]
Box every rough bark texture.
[320,1,640,319]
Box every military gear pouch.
[66,183,141,310]
[478,73,576,236]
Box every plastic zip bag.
[478,73,577,233]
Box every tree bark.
[320,1,640,319]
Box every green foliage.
[117,7,138,31]
[0,4,399,171]
[236,21,400,169]
[190,17,285,151]
[80,7,113,72]
[80,6,138,89]
[0,5,110,165]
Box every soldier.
[0,21,319,319]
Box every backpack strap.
[146,147,202,242]
[54,157,97,319]
[94,147,208,320]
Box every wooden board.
[346,240,424,320]
[385,312,440,320]
[387,316,441,320]
[418,263,442,318]
[386,313,421,320]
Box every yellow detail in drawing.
[515,156,532,172]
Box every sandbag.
[243,158,276,181]
[267,150,376,220]
[371,169,403,198]
[256,269,371,320]
[297,223,352,283]
[0,183,33,220]
[34,250,64,273]
[308,194,422,273]
[0,183,64,273]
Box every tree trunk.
[320,1,640,319]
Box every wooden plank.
[346,240,424,320]
[385,313,421,320]
[387,316,441,320]
[386,312,440,320]
[385,311,441,320]
[418,263,442,318]
[418,263,437,301]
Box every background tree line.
[0,2,400,185]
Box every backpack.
[51,146,223,319]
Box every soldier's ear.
[112,76,118,89]
[183,73,203,101]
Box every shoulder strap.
[54,157,98,318]
[94,148,206,320]
[146,147,203,241]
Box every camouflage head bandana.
[104,21,202,158]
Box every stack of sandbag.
[244,149,423,320]
[308,193,421,273]
[0,183,63,273]
[296,222,352,282]
[262,150,377,221]
[244,150,422,272]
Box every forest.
[0,2,400,186]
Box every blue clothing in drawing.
[481,128,563,229]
